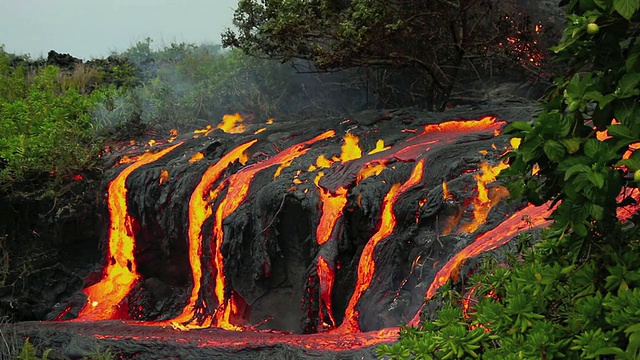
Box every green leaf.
[573,222,589,237]
[544,139,566,162]
[587,170,605,189]
[614,99,639,130]
[608,124,634,139]
[626,48,640,72]
[584,138,607,159]
[594,0,611,9]
[565,164,591,180]
[614,0,640,19]
[616,73,640,97]
[562,138,582,154]
[505,121,533,133]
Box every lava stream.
[210,131,335,329]
[75,143,182,321]
[167,140,257,328]
[337,159,425,333]
[408,202,553,327]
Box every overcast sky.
[0,0,238,60]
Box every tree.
[222,0,542,111]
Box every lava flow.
[408,202,554,327]
[168,140,257,328]
[209,131,335,329]
[76,143,182,321]
[337,159,425,333]
[52,110,592,357]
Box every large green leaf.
[584,138,607,159]
[562,138,582,154]
[544,140,566,162]
[587,170,605,189]
[614,0,639,19]
[616,73,640,98]
[565,164,592,180]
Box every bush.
[382,0,640,358]
[0,49,105,194]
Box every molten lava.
[408,202,553,326]
[76,143,182,321]
[63,113,564,353]
[368,139,391,155]
[459,161,510,234]
[217,113,246,134]
[316,187,349,246]
[317,255,336,329]
[169,140,257,328]
[209,131,335,329]
[337,159,425,333]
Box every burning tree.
[222,0,547,111]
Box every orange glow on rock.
[210,131,335,329]
[193,125,213,137]
[422,116,499,134]
[532,163,541,176]
[338,133,362,162]
[189,152,204,164]
[317,255,336,330]
[408,202,553,327]
[273,159,293,180]
[459,162,510,234]
[159,170,169,185]
[316,187,348,246]
[254,127,266,134]
[367,139,391,155]
[217,113,246,134]
[356,162,387,184]
[337,160,424,333]
[168,140,256,328]
[316,155,333,168]
[76,143,182,321]
[442,181,450,199]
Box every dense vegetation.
[223,0,548,110]
[0,40,372,200]
[379,0,640,358]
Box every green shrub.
[0,51,104,192]
[382,0,640,358]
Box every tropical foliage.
[380,0,640,358]
[223,0,546,110]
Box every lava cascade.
[337,159,425,333]
[64,113,581,349]
[168,140,257,328]
[75,143,182,321]
[209,130,335,329]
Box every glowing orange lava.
[334,132,362,162]
[76,143,182,321]
[189,152,204,163]
[210,131,335,329]
[368,139,391,155]
[458,162,510,234]
[217,113,246,134]
[317,255,336,329]
[316,187,349,246]
[408,202,553,327]
[356,162,387,184]
[167,140,257,328]
[337,159,425,333]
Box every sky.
[0,0,238,60]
